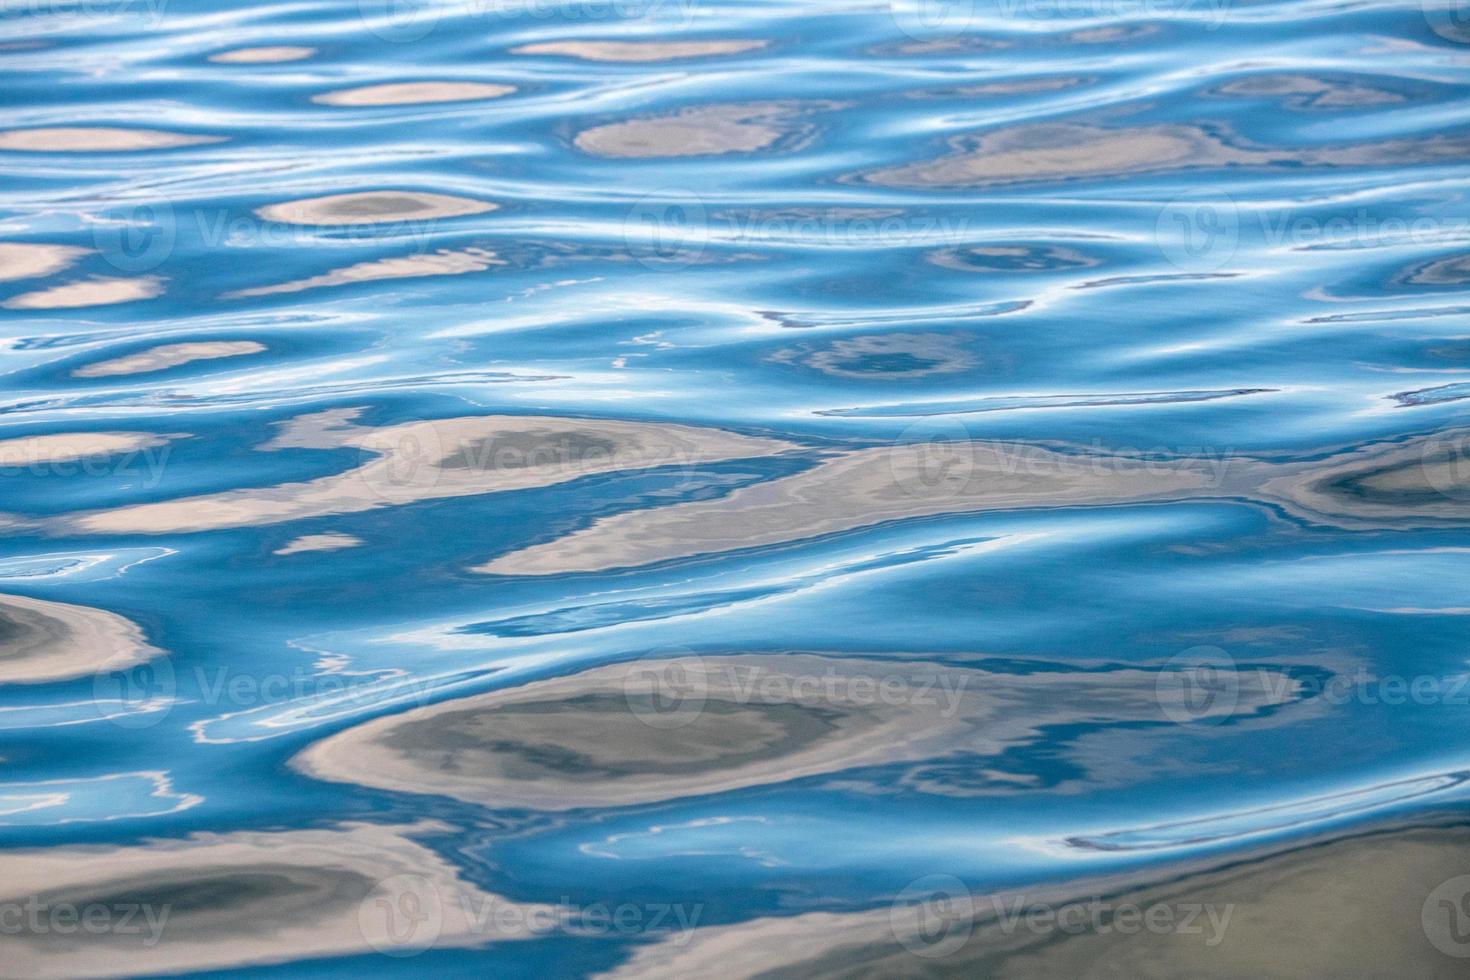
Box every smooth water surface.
[3,0,1470,974]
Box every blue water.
[4,0,1470,975]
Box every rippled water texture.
[5,0,1470,975]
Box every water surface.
[4,0,1470,974]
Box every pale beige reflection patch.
[226,248,502,297]
[292,653,1288,810]
[0,430,175,466]
[274,532,363,555]
[208,46,316,63]
[0,821,548,978]
[575,102,829,158]
[72,341,265,378]
[477,441,1224,575]
[867,122,1259,188]
[595,825,1470,979]
[61,414,793,535]
[313,81,515,106]
[0,591,159,684]
[1256,433,1470,528]
[863,121,1470,188]
[1212,73,1407,109]
[3,276,162,310]
[512,39,765,61]
[255,191,495,226]
[0,128,220,152]
[0,243,88,282]
[479,430,1470,575]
